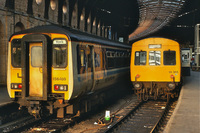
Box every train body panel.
[130,37,181,101]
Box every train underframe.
[132,82,181,102]
[15,83,130,118]
[16,92,107,118]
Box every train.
[181,48,191,76]
[130,37,181,101]
[7,25,131,118]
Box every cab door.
[29,43,43,97]
[21,34,48,101]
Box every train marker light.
[60,86,64,90]
[64,86,67,91]
[136,74,140,78]
[170,75,174,79]
[55,85,59,90]
[18,84,22,89]
[14,84,18,89]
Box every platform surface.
[0,86,12,106]
[164,71,200,133]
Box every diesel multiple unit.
[130,37,181,101]
[7,25,131,118]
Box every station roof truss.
[129,0,185,41]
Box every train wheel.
[142,89,148,101]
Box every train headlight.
[167,83,175,90]
[134,83,142,90]
[54,85,68,91]
[11,83,22,89]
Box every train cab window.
[164,51,176,65]
[135,51,146,65]
[149,51,161,66]
[11,39,21,67]
[53,39,67,68]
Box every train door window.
[77,45,86,74]
[86,46,92,72]
[52,39,67,68]
[102,48,106,70]
[11,39,21,67]
[31,46,43,67]
[95,53,100,68]
[80,50,85,67]
[135,51,146,65]
[149,51,161,66]
[164,51,176,65]
[94,46,102,71]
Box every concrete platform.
[164,71,200,133]
[0,86,12,106]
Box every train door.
[21,35,48,100]
[85,45,95,92]
[29,43,43,97]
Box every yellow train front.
[7,25,131,118]
[130,37,181,101]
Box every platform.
[0,86,12,106]
[164,71,200,133]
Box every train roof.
[10,25,131,49]
[132,37,179,46]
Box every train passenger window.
[53,39,67,68]
[149,51,161,66]
[11,39,21,67]
[164,51,176,65]
[31,46,42,67]
[135,51,146,65]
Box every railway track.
[0,96,178,133]
[97,99,175,133]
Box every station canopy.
[129,0,186,41]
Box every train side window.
[135,51,146,65]
[164,51,176,65]
[149,51,161,66]
[11,39,21,67]
[52,39,67,68]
